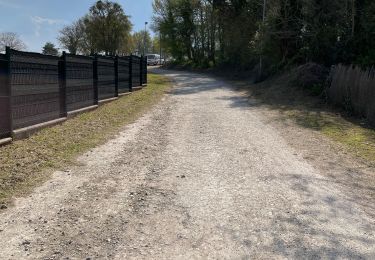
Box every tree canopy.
[152,0,375,69]
[58,19,85,55]
[131,30,153,55]
[57,0,132,56]
[42,42,59,56]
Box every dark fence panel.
[9,49,61,129]
[329,64,375,126]
[142,57,147,85]
[118,56,131,93]
[64,53,95,111]
[96,56,116,100]
[0,54,11,138]
[0,48,150,142]
[132,55,141,88]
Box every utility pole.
[144,22,148,56]
[259,0,266,79]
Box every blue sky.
[0,0,154,52]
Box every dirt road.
[0,70,374,259]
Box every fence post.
[129,55,133,92]
[5,46,13,136]
[93,55,99,105]
[59,52,67,117]
[143,56,148,85]
[145,57,148,85]
[115,56,119,97]
[140,56,143,87]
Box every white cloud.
[30,16,66,37]
[31,16,65,26]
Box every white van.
[146,54,160,66]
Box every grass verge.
[231,75,375,165]
[0,73,171,206]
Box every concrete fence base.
[98,97,119,105]
[132,86,143,92]
[67,105,99,119]
[118,92,132,97]
[12,118,67,140]
[0,137,12,147]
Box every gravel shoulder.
[0,69,374,259]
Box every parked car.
[158,58,165,65]
[146,54,160,66]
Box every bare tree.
[0,32,26,52]
[58,19,85,55]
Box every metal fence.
[0,47,147,142]
[132,55,141,88]
[117,56,131,94]
[329,64,375,126]
[95,55,116,100]
[142,58,147,85]
[0,53,10,139]
[63,53,95,112]
[9,49,61,129]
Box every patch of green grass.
[231,75,375,165]
[286,110,375,163]
[0,74,172,206]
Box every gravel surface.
[0,69,374,259]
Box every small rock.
[0,204,7,209]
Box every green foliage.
[152,0,375,70]
[131,30,153,55]
[84,0,132,55]
[42,42,58,56]
[57,0,132,56]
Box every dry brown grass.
[0,74,172,206]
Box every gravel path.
[0,70,374,259]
